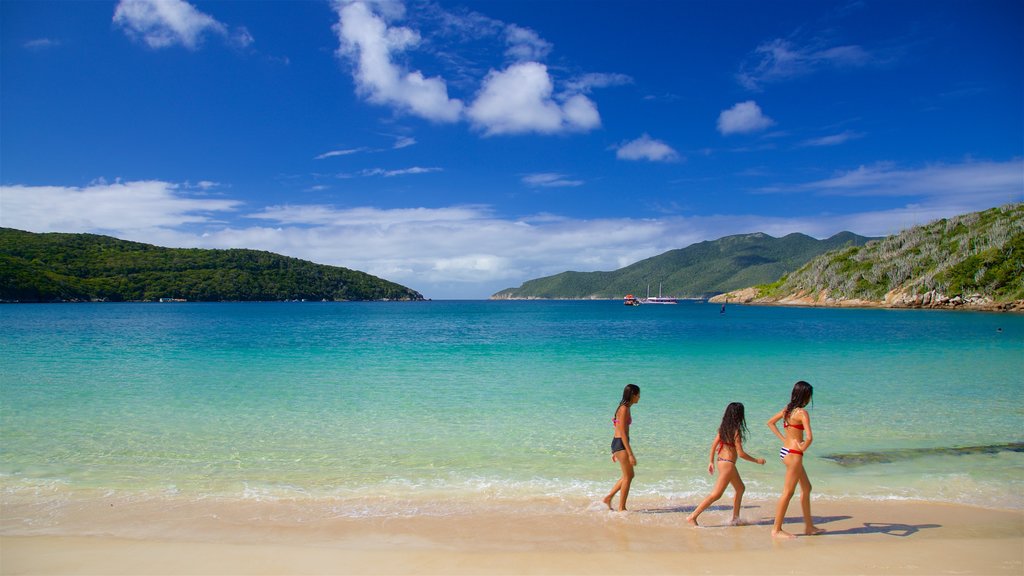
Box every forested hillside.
[0,229,424,302]
[492,231,873,299]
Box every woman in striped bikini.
[767,380,825,538]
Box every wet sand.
[2,498,1021,575]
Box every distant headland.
[0,228,424,303]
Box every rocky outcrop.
[710,288,1024,312]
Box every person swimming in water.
[767,380,825,538]
[686,402,765,526]
[603,384,640,512]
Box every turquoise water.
[1,301,1022,518]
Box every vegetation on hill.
[728,203,1023,309]
[492,231,873,299]
[0,228,424,302]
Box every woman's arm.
[613,406,628,439]
[616,406,636,465]
[735,436,766,465]
[798,409,813,452]
[708,433,721,474]
[767,409,786,442]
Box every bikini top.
[784,421,805,430]
[612,409,632,427]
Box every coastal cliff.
[711,204,1024,312]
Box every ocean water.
[1,301,1022,524]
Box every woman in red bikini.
[603,384,640,512]
[767,380,824,538]
[686,402,765,526]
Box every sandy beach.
[2,498,1021,575]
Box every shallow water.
[2,301,1022,519]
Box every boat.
[641,284,677,305]
[623,294,641,306]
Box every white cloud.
[3,174,1019,299]
[799,159,1024,203]
[393,136,416,149]
[616,134,680,162]
[24,38,60,50]
[522,173,584,188]
[248,205,486,227]
[563,73,633,94]
[316,136,415,159]
[0,180,241,233]
[504,24,552,62]
[737,38,870,91]
[717,101,775,135]
[333,0,464,122]
[799,130,863,147]
[315,148,368,160]
[468,62,600,136]
[113,0,251,50]
[361,166,442,177]
[329,1,618,139]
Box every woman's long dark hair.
[614,384,640,417]
[783,380,814,422]
[718,402,748,444]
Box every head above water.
[784,380,813,421]
[718,402,749,444]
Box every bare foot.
[805,525,826,536]
[685,515,698,526]
[729,518,749,526]
[772,529,797,539]
[602,496,613,510]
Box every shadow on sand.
[753,516,940,537]
[818,522,942,537]
[633,506,941,538]
[746,515,852,528]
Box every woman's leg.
[687,462,735,526]
[728,472,746,523]
[772,456,801,538]
[616,455,635,511]
[602,477,621,510]
[603,451,632,511]
[797,465,824,535]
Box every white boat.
[641,284,677,305]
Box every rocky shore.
[710,287,1024,312]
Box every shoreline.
[3,498,1021,575]
[709,288,1024,313]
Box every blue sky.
[2,0,1022,299]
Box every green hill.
[0,228,424,302]
[716,203,1024,309]
[491,231,874,300]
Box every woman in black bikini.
[686,402,765,526]
[603,384,640,512]
[767,380,824,538]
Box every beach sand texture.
[2,499,1021,575]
